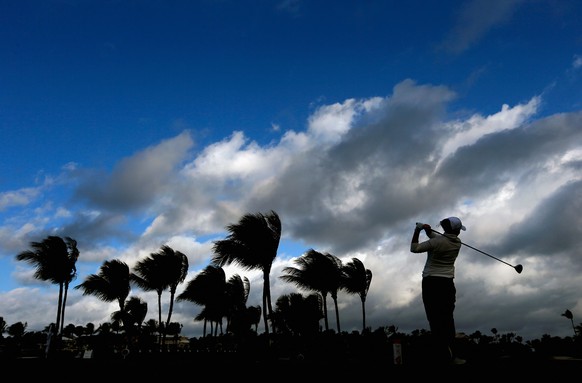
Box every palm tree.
[165,322,183,344]
[84,322,96,336]
[116,296,148,339]
[280,249,343,332]
[143,319,159,337]
[272,292,323,336]
[130,245,189,344]
[177,265,227,337]
[194,308,221,336]
[212,210,281,335]
[0,316,6,338]
[562,309,577,336]
[246,305,262,332]
[341,258,373,332]
[323,252,344,333]
[59,238,80,336]
[180,271,251,337]
[75,259,131,330]
[131,251,167,340]
[7,321,27,338]
[224,274,251,335]
[159,246,189,338]
[16,235,79,339]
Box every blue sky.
[1,0,581,342]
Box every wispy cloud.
[439,0,525,54]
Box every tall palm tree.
[341,258,372,332]
[159,246,189,336]
[130,245,189,344]
[280,249,343,332]
[59,237,80,336]
[324,252,344,333]
[131,251,167,340]
[75,259,131,330]
[212,210,281,335]
[16,235,79,339]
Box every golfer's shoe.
[451,357,466,365]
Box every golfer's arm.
[410,228,421,251]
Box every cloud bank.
[2,79,581,341]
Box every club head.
[514,264,523,274]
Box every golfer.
[410,217,466,365]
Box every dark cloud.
[74,131,194,212]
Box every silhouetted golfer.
[410,217,466,365]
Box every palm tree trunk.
[322,295,329,331]
[333,297,341,333]
[262,274,270,335]
[361,299,366,332]
[163,291,176,345]
[55,283,64,336]
[60,281,70,335]
[157,294,163,345]
[264,273,274,333]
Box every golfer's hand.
[416,222,430,231]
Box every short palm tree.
[131,245,189,344]
[341,258,372,332]
[212,210,281,335]
[562,309,577,336]
[177,265,227,337]
[224,274,251,335]
[272,292,323,336]
[75,259,131,330]
[120,296,148,337]
[280,249,343,332]
[143,319,159,337]
[246,305,262,332]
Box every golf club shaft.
[430,229,515,268]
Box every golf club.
[427,227,523,274]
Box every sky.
[1,0,581,343]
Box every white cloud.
[0,188,41,211]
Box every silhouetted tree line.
[3,210,581,362]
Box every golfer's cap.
[447,216,466,231]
